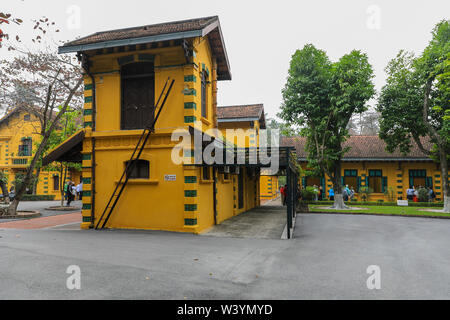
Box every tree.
[0,19,83,216]
[279,44,375,209]
[378,20,450,212]
[266,116,299,137]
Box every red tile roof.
[217,104,266,128]
[60,16,231,80]
[281,136,433,161]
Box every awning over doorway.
[42,129,85,166]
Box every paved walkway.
[0,212,81,230]
[202,198,287,239]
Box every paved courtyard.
[0,211,449,299]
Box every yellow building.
[0,107,81,200]
[259,175,279,200]
[282,136,447,202]
[45,16,267,232]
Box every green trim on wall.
[82,178,92,185]
[184,75,197,83]
[82,154,92,161]
[185,176,197,184]
[185,190,197,198]
[184,218,197,226]
[84,84,93,91]
[185,204,198,212]
[184,102,197,110]
[184,116,196,124]
[84,122,93,128]
[85,96,93,103]
[82,216,92,223]
[84,109,93,116]
[82,204,92,210]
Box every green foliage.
[12,172,37,192]
[279,44,375,187]
[301,186,318,201]
[384,187,396,202]
[359,186,373,202]
[418,187,430,202]
[378,20,450,163]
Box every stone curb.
[0,211,41,219]
[304,211,450,220]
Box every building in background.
[283,136,446,202]
[0,107,81,200]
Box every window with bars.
[125,160,150,179]
[18,138,32,157]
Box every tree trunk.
[440,151,450,213]
[32,167,41,195]
[0,180,9,205]
[331,162,349,210]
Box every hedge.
[0,194,56,201]
[306,201,444,208]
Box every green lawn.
[309,205,450,218]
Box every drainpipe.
[85,54,97,229]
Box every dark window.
[19,138,32,156]
[344,170,358,190]
[409,170,427,188]
[201,71,207,118]
[202,167,210,180]
[53,175,60,191]
[121,62,155,130]
[369,170,383,193]
[126,160,150,179]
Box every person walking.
[67,182,76,207]
[350,187,355,201]
[318,186,323,201]
[280,185,286,206]
[329,188,335,201]
[406,186,415,201]
[76,182,83,200]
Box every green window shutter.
[382,177,388,193]
[426,177,433,189]
[357,177,362,192]
[302,177,306,188]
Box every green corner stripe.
[184,75,197,83]
[84,84,93,91]
[85,96,93,103]
[184,116,196,123]
[82,178,92,185]
[84,122,93,128]
[82,216,92,223]
[84,109,93,116]
[82,204,92,210]
[184,219,197,226]
[184,89,196,96]
[185,176,197,184]
[83,191,92,197]
[83,154,92,161]
[185,190,197,197]
[185,204,198,212]
[184,102,197,110]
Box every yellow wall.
[0,109,80,200]
[260,176,279,200]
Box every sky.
[2,0,449,119]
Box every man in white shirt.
[76,182,83,200]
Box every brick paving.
[0,212,81,230]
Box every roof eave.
[58,29,204,54]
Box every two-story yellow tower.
[44,16,264,232]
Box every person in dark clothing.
[66,182,75,207]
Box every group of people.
[406,186,436,202]
[327,185,355,202]
[64,181,83,207]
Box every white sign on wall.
[165,175,177,182]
